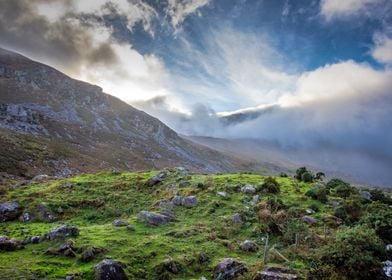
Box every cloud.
[320,0,384,20]
[0,0,171,102]
[167,0,211,31]
[372,34,392,64]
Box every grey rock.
[360,191,372,200]
[241,184,256,194]
[0,236,18,251]
[240,240,258,252]
[20,212,33,222]
[81,247,104,262]
[45,225,79,240]
[30,236,41,244]
[146,171,167,187]
[155,200,174,209]
[112,219,129,227]
[32,174,51,182]
[386,244,392,251]
[252,195,260,203]
[383,260,392,278]
[214,258,247,279]
[232,213,245,225]
[138,211,174,225]
[37,204,56,222]
[255,266,298,280]
[0,201,21,222]
[302,215,317,225]
[94,259,128,280]
[217,191,228,198]
[305,209,315,215]
[126,225,135,231]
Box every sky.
[1,0,392,159]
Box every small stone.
[217,191,228,198]
[214,258,247,279]
[112,219,129,227]
[21,229,30,234]
[252,195,260,203]
[240,240,258,252]
[305,209,315,215]
[232,213,245,225]
[138,211,174,225]
[241,184,256,194]
[31,236,41,244]
[302,215,317,225]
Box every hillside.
[0,48,244,177]
[0,169,391,279]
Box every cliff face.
[0,48,241,177]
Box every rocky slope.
[0,48,244,177]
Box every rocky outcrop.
[94,259,128,280]
[0,235,18,251]
[0,201,21,222]
[45,225,79,240]
[138,211,174,225]
[213,258,247,279]
[255,266,298,280]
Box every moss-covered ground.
[0,169,390,279]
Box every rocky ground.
[0,168,391,279]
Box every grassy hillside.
[0,169,391,279]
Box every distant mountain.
[186,136,392,187]
[0,48,245,177]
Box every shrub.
[301,171,314,183]
[361,202,392,242]
[308,203,320,212]
[315,225,385,280]
[369,189,392,205]
[260,177,280,194]
[335,184,357,199]
[283,219,309,245]
[315,172,326,181]
[305,187,329,203]
[295,167,308,180]
[326,178,350,190]
[279,172,288,177]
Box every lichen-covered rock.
[255,266,298,280]
[146,171,167,187]
[241,184,256,194]
[302,215,317,225]
[94,259,128,280]
[0,236,18,251]
[45,225,79,240]
[239,240,258,252]
[172,195,197,207]
[213,258,247,279]
[81,247,105,262]
[19,212,34,222]
[0,201,21,222]
[155,257,182,276]
[138,211,174,225]
[112,219,129,227]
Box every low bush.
[260,177,280,194]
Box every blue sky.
[0,0,392,157]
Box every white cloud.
[167,0,210,31]
[320,0,382,20]
[372,34,392,64]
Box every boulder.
[94,259,128,280]
[45,225,79,240]
[232,213,245,225]
[302,215,317,225]
[0,236,18,251]
[112,219,129,227]
[81,247,104,262]
[241,184,256,194]
[146,171,167,187]
[46,240,76,258]
[360,191,372,200]
[0,201,21,222]
[172,195,198,207]
[155,258,182,275]
[32,174,51,182]
[255,266,298,280]
[240,240,258,252]
[383,260,392,278]
[214,258,247,279]
[155,200,174,209]
[138,211,174,225]
[19,212,34,222]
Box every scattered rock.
[321,215,343,227]
[127,225,135,231]
[252,195,260,203]
[19,212,34,222]
[46,240,76,258]
[360,191,372,200]
[305,209,315,215]
[255,266,298,280]
[0,201,21,222]
[383,260,392,278]
[94,259,128,280]
[302,215,317,225]
[239,240,258,252]
[65,275,76,280]
[172,195,198,207]
[21,229,30,234]
[138,211,174,225]
[155,200,174,209]
[112,219,129,227]
[37,204,56,222]
[45,225,79,240]
[241,184,256,194]
[214,258,247,279]
[0,236,18,251]
[81,247,104,262]
[146,171,167,187]
[232,213,245,225]
[30,236,41,244]
[217,191,228,198]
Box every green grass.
[0,170,346,279]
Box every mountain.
[0,48,244,177]
[186,136,392,187]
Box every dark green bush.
[315,225,385,280]
[301,171,314,183]
[326,178,350,190]
[369,189,392,205]
[283,219,309,245]
[361,202,392,242]
[335,184,357,199]
[308,203,320,212]
[305,187,329,203]
[260,177,280,194]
